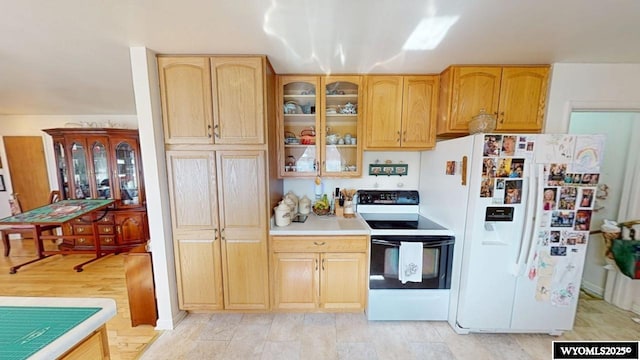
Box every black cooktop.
[360,213,448,231]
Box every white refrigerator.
[419,133,605,334]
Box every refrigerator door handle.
[522,164,545,273]
[511,161,538,276]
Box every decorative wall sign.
[369,164,408,176]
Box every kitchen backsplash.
[283,151,422,200]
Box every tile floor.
[140,294,640,360]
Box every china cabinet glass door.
[279,76,320,178]
[321,76,363,177]
[114,140,141,206]
[70,141,90,199]
[53,141,69,199]
[90,138,112,199]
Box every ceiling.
[1,0,639,116]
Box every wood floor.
[2,239,639,359]
[0,238,158,360]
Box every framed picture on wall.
[0,175,5,191]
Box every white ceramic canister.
[274,202,291,226]
[283,197,296,218]
[299,195,311,215]
[285,191,299,213]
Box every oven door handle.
[371,238,454,248]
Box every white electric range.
[357,190,455,321]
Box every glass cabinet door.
[279,76,320,178]
[70,141,91,199]
[90,138,112,199]
[53,141,69,200]
[114,139,141,206]
[321,76,363,177]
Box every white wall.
[129,47,184,329]
[545,63,640,132]
[569,112,637,295]
[0,115,138,218]
[283,151,422,201]
[545,63,640,312]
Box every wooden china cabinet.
[43,128,149,252]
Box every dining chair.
[1,191,60,256]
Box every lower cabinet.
[271,236,368,311]
[166,149,269,311]
[59,325,110,360]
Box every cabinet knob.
[207,124,212,138]
[397,131,401,143]
[403,130,407,142]
[315,258,318,271]
[322,258,325,271]
[221,228,226,241]
[313,241,326,246]
[213,124,220,138]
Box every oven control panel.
[357,190,419,205]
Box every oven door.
[369,235,454,290]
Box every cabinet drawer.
[271,236,368,253]
[100,236,116,246]
[97,225,115,235]
[72,225,94,235]
[74,214,114,224]
[75,237,95,247]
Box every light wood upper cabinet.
[401,76,439,148]
[496,67,549,132]
[158,57,214,144]
[211,57,265,145]
[437,65,549,136]
[437,67,501,135]
[277,75,363,177]
[158,56,266,145]
[364,75,438,149]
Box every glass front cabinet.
[277,75,363,178]
[44,128,149,251]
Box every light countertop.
[0,296,116,360]
[270,212,370,236]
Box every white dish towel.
[399,241,423,284]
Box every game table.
[0,199,115,273]
[0,296,116,360]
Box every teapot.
[340,102,357,114]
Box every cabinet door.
[216,150,269,309]
[115,211,148,244]
[211,57,265,144]
[320,252,367,310]
[272,252,319,309]
[401,76,438,148]
[166,150,222,310]
[66,137,92,199]
[449,67,502,133]
[52,139,70,199]
[321,75,363,176]
[112,137,144,207]
[496,67,549,132]
[278,75,320,178]
[176,238,224,310]
[364,76,403,148]
[86,136,111,199]
[158,56,214,144]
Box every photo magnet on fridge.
[550,246,567,256]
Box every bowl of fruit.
[312,195,330,216]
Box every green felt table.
[0,199,114,225]
[0,306,101,360]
